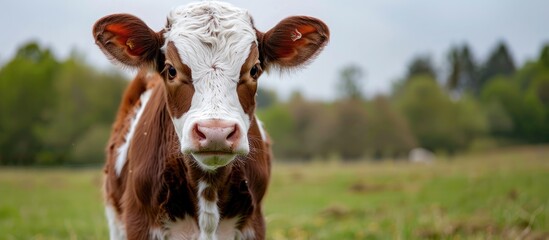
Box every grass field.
[1,145,548,239]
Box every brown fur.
[95,8,329,240]
[104,68,156,215]
[93,14,164,68]
[104,71,271,239]
[238,45,261,119]
[163,41,194,118]
[259,16,330,70]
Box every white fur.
[240,227,256,240]
[150,227,166,240]
[105,204,126,240]
[165,216,200,239]
[115,89,153,176]
[256,117,267,142]
[161,216,241,240]
[197,181,220,240]
[164,1,256,170]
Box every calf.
[93,1,329,239]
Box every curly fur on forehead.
[163,1,257,80]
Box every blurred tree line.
[258,41,549,160]
[0,41,548,165]
[0,42,127,165]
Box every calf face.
[93,1,329,171]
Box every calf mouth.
[191,151,238,171]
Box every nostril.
[194,124,207,140]
[226,125,239,141]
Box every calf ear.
[93,14,164,67]
[260,16,329,70]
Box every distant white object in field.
[409,148,435,163]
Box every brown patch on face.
[163,41,194,118]
[237,44,261,117]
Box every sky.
[2,0,549,100]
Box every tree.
[478,41,516,93]
[257,95,337,160]
[0,42,59,165]
[453,95,489,147]
[333,99,370,159]
[481,77,523,139]
[295,101,337,159]
[0,42,127,165]
[396,76,487,153]
[516,43,549,90]
[366,96,417,159]
[447,44,478,94]
[447,48,461,91]
[406,55,437,80]
[34,56,127,164]
[482,101,514,136]
[522,79,548,142]
[539,44,549,68]
[337,64,365,100]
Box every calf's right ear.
[93,14,164,67]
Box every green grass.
[0,168,106,239]
[1,145,548,239]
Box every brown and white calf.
[93,1,329,239]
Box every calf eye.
[166,64,177,80]
[250,64,261,79]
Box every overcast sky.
[2,0,549,100]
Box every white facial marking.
[198,181,219,240]
[115,89,153,177]
[164,1,256,169]
[105,204,126,240]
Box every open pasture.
[0,145,548,239]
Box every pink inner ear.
[105,24,144,56]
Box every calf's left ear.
[259,16,330,70]
[93,14,164,67]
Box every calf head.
[93,1,329,171]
